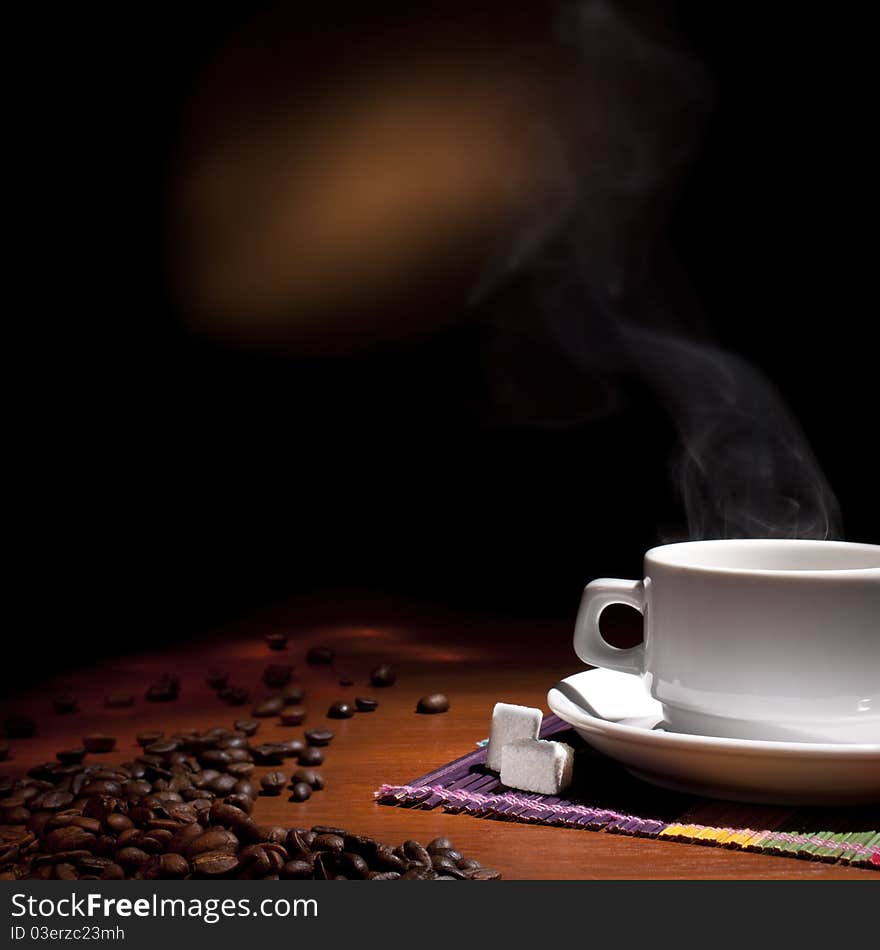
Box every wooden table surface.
[2,593,874,879]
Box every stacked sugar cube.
[487,702,573,795]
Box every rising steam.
[483,0,841,540]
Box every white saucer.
[547,669,880,805]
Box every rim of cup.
[644,538,880,577]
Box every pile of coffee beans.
[0,646,475,880]
[0,725,498,880]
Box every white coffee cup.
[574,539,880,743]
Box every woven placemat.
[376,715,880,869]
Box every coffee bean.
[82,735,116,753]
[153,853,190,879]
[431,854,467,878]
[53,861,79,880]
[102,815,133,836]
[339,677,354,687]
[224,793,253,814]
[265,633,288,651]
[257,826,288,846]
[122,779,152,800]
[312,833,344,853]
[281,685,305,705]
[4,717,36,739]
[105,693,134,708]
[281,859,313,879]
[32,791,74,811]
[306,645,335,665]
[304,729,333,746]
[219,735,249,750]
[45,817,101,838]
[292,768,324,791]
[147,740,181,758]
[135,731,164,748]
[253,696,285,717]
[96,862,124,880]
[115,846,150,870]
[208,774,238,795]
[186,828,239,859]
[206,672,229,690]
[226,762,255,779]
[403,840,432,867]
[369,664,396,687]
[401,867,434,880]
[311,851,341,880]
[368,871,401,880]
[2,805,30,825]
[223,748,252,766]
[76,855,113,875]
[276,740,304,758]
[297,747,324,766]
[285,829,314,854]
[26,762,56,782]
[355,697,379,712]
[263,665,293,688]
[427,836,455,853]
[44,826,97,853]
[198,749,230,769]
[125,760,147,779]
[0,788,32,809]
[53,696,77,714]
[341,852,370,878]
[193,850,239,876]
[327,701,354,719]
[260,772,287,796]
[251,744,286,765]
[289,782,312,802]
[466,866,502,880]
[233,719,259,736]
[237,843,279,878]
[55,748,86,765]
[231,779,257,799]
[19,786,46,803]
[312,824,348,836]
[164,821,202,850]
[279,707,307,726]
[416,693,450,714]
[219,686,249,706]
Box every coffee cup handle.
[573,578,646,676]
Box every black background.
[15,2,877,672]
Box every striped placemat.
[376,715,880,870]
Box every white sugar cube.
[487,702,543,772]
[500,738,574,795]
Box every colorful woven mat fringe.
[376,715,880,870]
